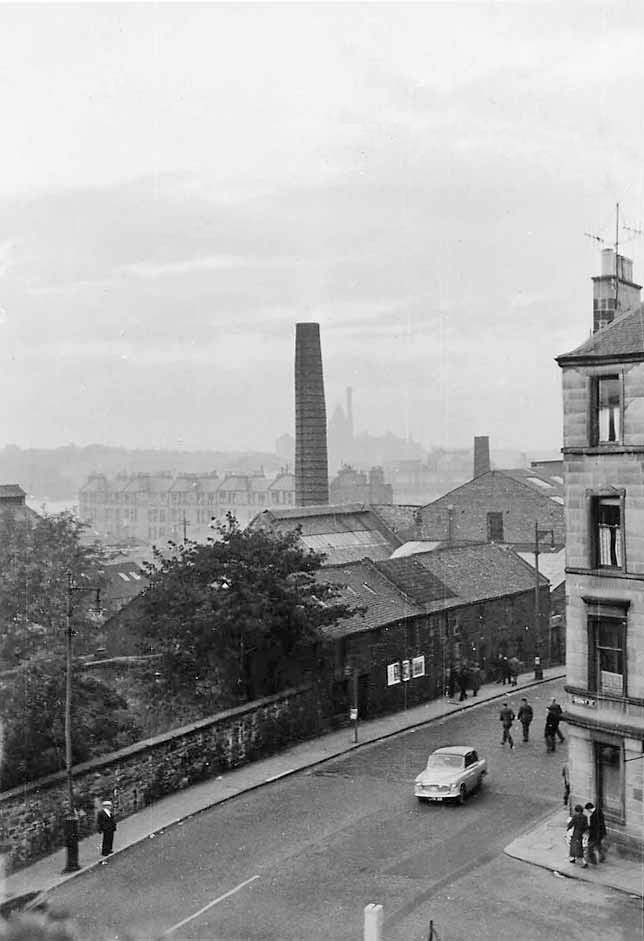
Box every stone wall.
[0,685,327,874]
[419,472,565,546]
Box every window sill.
[566,566,644,581]
[563,445,644,455]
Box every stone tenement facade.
[79,470,295,544]
[0,686,325,874]
[557,274,644,856]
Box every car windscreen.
[427,754,464,770]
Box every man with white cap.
[97,799,117,857]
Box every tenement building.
[557,250,644,856]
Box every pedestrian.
[584,801,607,864]
[562,764,571,809]
[97,799,117,857]
[547,698,566,743]
[502,657,511,686]
[495,653,504,684]
[499,701,515,749]
[517,697,533,742]
[544,709,558,752]
[447,666,456,700]
[508,656,520,686]
[470,663,481,698]
[457,666,469,701]
[566,804,588,867]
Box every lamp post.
[533,522,554,680]
[62,572,101,874]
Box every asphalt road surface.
[46,679,641,940]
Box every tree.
[140,516,355,708]
[0,511,108,665]
[0,654,140,790]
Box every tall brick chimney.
[295,323,329,505]
[473,436,490,478]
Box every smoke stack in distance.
[295,323,329,506]
[473,436,491,478]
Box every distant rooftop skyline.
[1,5,641,453]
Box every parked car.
[414,745,487,804]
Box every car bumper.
[415,786,458,801]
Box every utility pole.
[63,572,101,874]
[533,522,554,680]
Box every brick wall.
[0,685,329,874]
[419,473,565,545]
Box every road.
[46,679,640,940]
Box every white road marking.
[162,874,260,936]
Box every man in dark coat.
[517,697,533,742]
[547,698,566,742]
[499,701,515,749]
[544,710,558,752]
[97,799,117,857]
[584,801,607,863]
[470,663,481,697]
[457,666,469,701]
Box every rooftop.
[557,303,644,363]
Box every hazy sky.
[2,3,644,454]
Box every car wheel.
[417,796,427,804]
[457,784,467,805]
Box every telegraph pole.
[62,572,101,874]
[533,522,554,680]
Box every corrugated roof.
[252,505,402,565]
[411,543,548,603]
[557,303,644,362]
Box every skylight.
[550,476,564,485]
[527,476,553,490]
[362,583,377,594]
[550,496,564,505]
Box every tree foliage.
[140,516,354,707]
[0,511,108,665]
[0,654,140,790]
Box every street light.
[62,572,101,874]
[533,522,554,680]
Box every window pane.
[598,377,620,442]
[597,498,622,566]
[597,744,622,819]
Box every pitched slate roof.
[557,303,644,363]
[375,556,455,606]
[420,469,564,510]
[410,543,548,603]
[317,559,423,638]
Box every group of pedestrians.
[494,654,520,686]
[498,696,565,750]
[566,801,608,868]
[447,663,481,701]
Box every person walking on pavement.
[567,804,589,866]
[584,801,607,863]
[544,709,558,752]
[447,666,456,700]
[470,663,481,697]
[97,799,117,857]
[499,701,515,749]
[457,666,469,701]
[547,697,566,743]
[508,656,520,686]
[517,697,533,742]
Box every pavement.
[2,665,641,916]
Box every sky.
[2,2,644,454]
